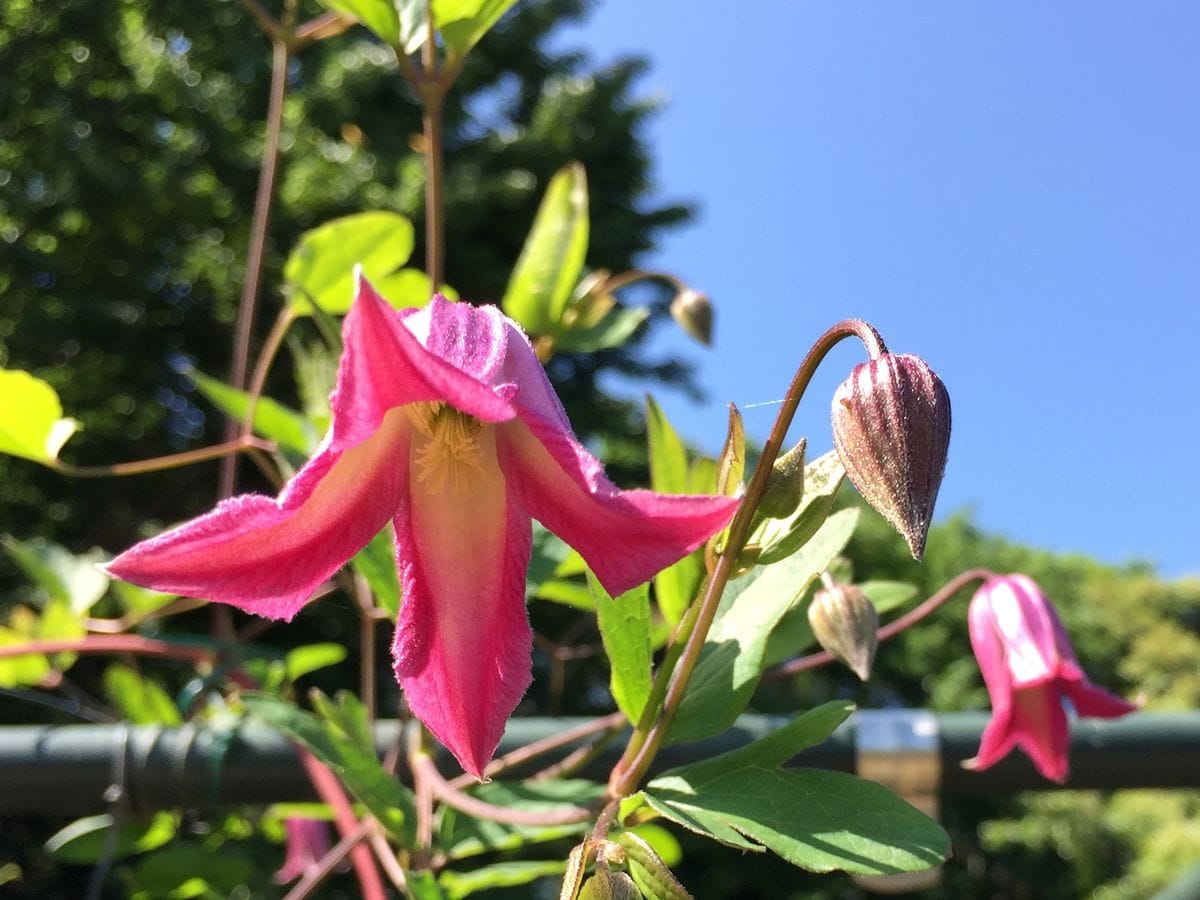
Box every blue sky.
[560,2,1200,576]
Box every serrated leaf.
[554,306,649,353]
[645,704,945,875]
[285,212,415,315]
[1,536,109,614]
[440,780,603,861]
[432,0,518,57]
[667,509,859,744]
[646,396,702,626]
[0,369,79,463]
[502,163,588,335]
[753,450,846,566]
[440,860,566,898]
[351,526,402,620]
[45,812,177,865]
[317,0,400,45]
[285,644,348,682]
[104,664,182,725]
[588,571,651,722]
[242,692,415,844]
[190,371,317,455]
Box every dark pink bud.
[831,353,951,559]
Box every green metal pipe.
[0,711,1195,816]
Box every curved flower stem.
[82,596,210,634]
[49,436,275,478]
[763,567,995,681]
[0,635,213,666]
[219,0,296,500]
[446,711,627,791]
[600,268,688,296]
[606,319,887,801]
[241,303,298,438]
[412,753,594,827]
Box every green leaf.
[285,212,415,315]
[502,163,588,335]
[860,580,919,613]
[646,397,702,626]
[588,571,651,722]
[103,664,182,725]
[45,812,176,864]
[668,509,859,744]
[243,692,415,844]
[131,842,259,896]
[112,581,176,617]
[753,450,846,566]
[527,523,570,597]
[0,369,79,463]
[432,0,518,58]
[644,705,948,875]
[554,306,649,353]
[1,536,109,614]
[397,0,431,54]
[534,578,595,610]
[440,860,566,898]
[351,526,402,620]
[190,370,318,455]
[285,643,348,682]
[615,830,692,900]
[440,780,603,861]
[373,266,459,308]
[407,870,448,900]
[316,0,400,45]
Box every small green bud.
[669,288,713,346]
[578,869,641,900]
[757,439,806,519]
[807,584,879,681]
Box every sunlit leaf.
[285,212,415,315]
[190,371,318,455]
[0,369,79,463]
[502,163,588,335]
[554,306,648,353]
[644,703,948,875]
[432,0,518,58]
[373,267,459,309]
[104,664,182,725]
[667,509,859,744]
[1,536,109,614]
[588,571,651,722]
[351,526,402,620]
[285,643,348,682]
[316,0,400,45]
[45,812,177,864]
[646,396,702,626]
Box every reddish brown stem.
[412,754,593,827]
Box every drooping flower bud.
[831,353,950,560]
[670,288,713,346]
[807,584,879,681]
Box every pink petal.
[964,706,1019,773]
[107,409,411,620]
[497,418,738,597]
[391,427,533,778]
[1010,683,1070,783]
[1060,676,1138,719]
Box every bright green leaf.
[668,509,859,744]
[644,703,947,875]
[396,0,431,54]
[373,267,458,309]
[351,526,402,620]
[285,644,348,682]
[285,212,415,315]
[753,450,846,566]
[190,371,318,455]
[432,0,518,58]
[646,396,702,626]
[316,0,400,45]
[554,306,649,353]
[533,578,595,610]
[527,522,569,597]
[45,812,177,864]
[588,570,651,722]
[104,664,182,725]
[408,870,448,900]
[1,536,109,614]
[860,580,919,613]
[112,581,177,617]
[502,163,588,335]
[131,842,259,896]
[440,860,566,898]
[243,692,416,844]
[0,608,51,688]
[0,369,79,463]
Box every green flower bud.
[670,288,713,346]
[807,584,879,681]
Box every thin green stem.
[606,319,887,800]
[219,1,295,499]
[763,567,995,681]
[421,13,446,291]
[49,435,274,478]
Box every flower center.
[406,402,486,496]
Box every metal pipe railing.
[0,711,1196,816]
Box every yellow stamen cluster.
[406,402,485,495]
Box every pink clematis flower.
[274,818,332,884]
[108,276,737,777]
[965,573,1136,782]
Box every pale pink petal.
[107,409,411,620]
[496,418,738,597]
[391,427,532,778]
[983,575,1059,689]
[404,294,512,387]
[967,585,1015,714]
